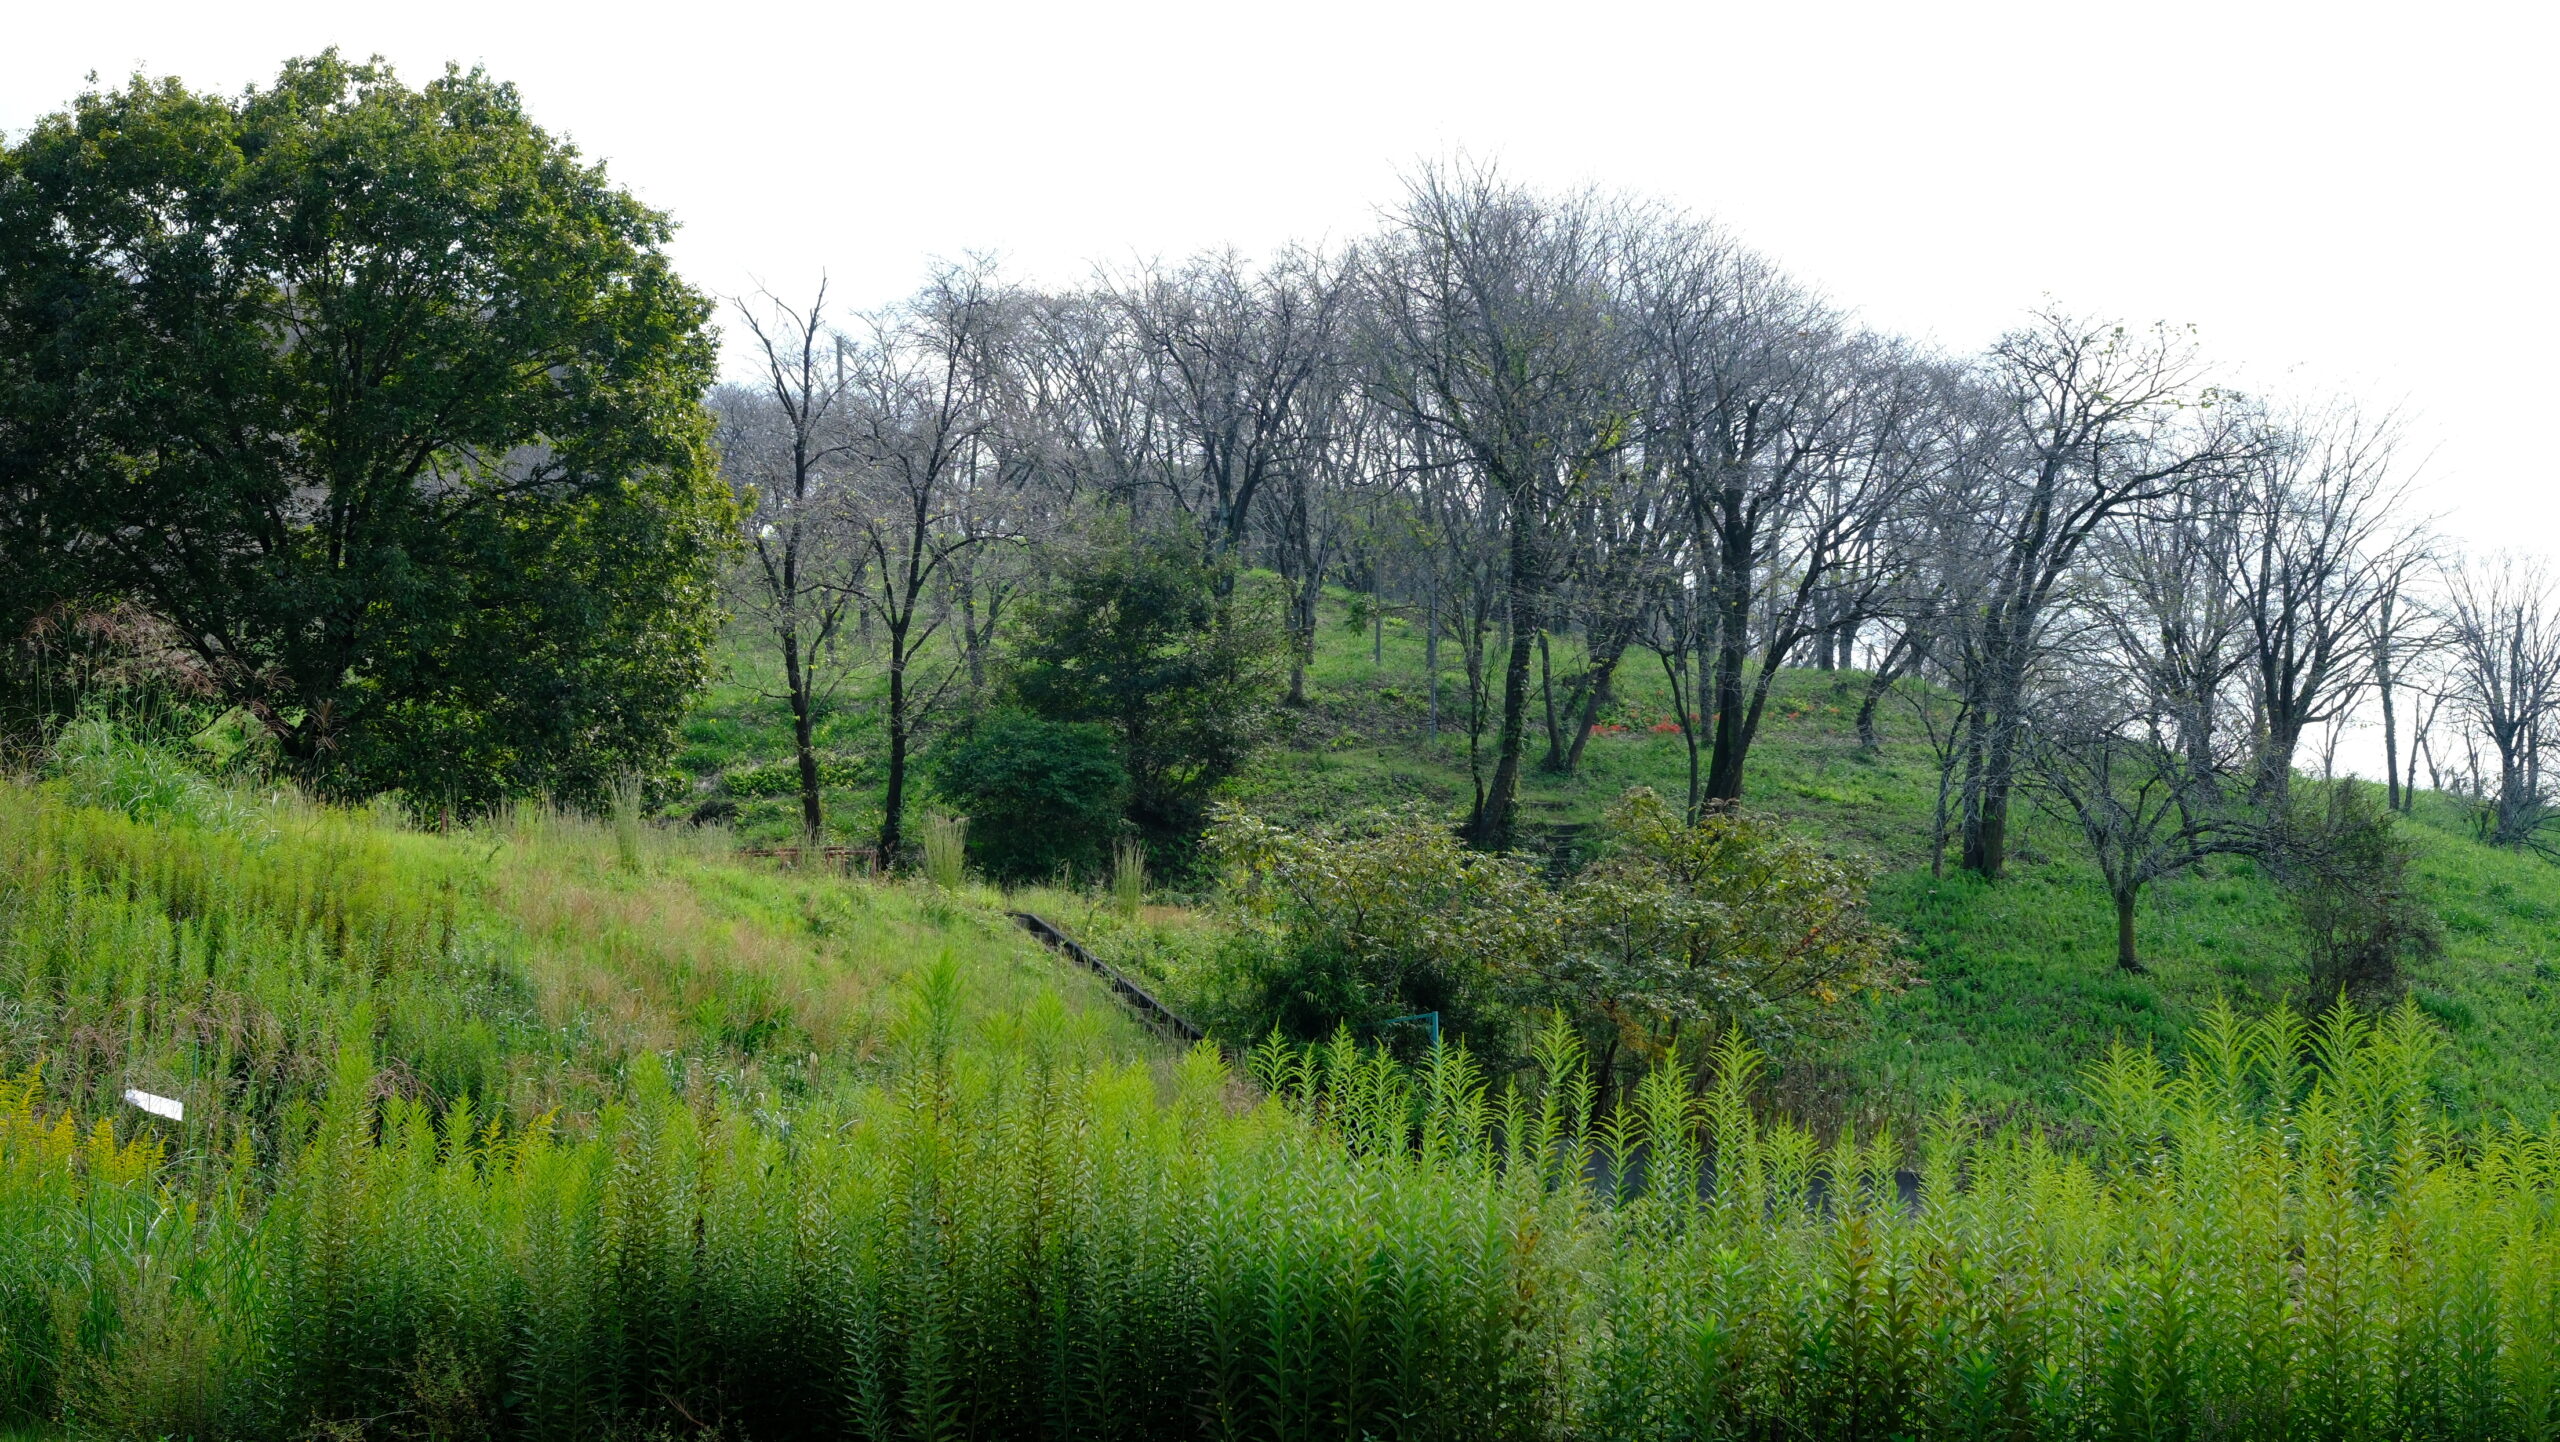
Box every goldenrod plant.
[5,743,2560,1439]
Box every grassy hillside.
[681,583,2560,1130]
[8,725,2560,1438]
[2,732,1161,1154]
[1244,593,2560,1129]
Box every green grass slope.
[678,582,2560,1129]
[10,721,2560,1439]
[0,758,1161,1152]
[1242,592,2560,1129]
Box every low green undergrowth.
[1228,593,2560,1132]
[5,954,2560,1437]
[10,747,2560,1439]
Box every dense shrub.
[927,711,1130,882]
[1003,527,1284,864]
[1202,790,1903,1068]
[44,712,257,831]
[2268,781,2444,1004]
[1205,806,1551,1058]
[1555,788,1907,1054]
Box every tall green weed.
[2,988,2556,1440]
[6,756,2560,1440]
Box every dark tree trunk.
[877,627,909,866]
[2379,649,2402,811]
[1704,628,1752,801]
[1562,639,1629,774]
[2115,888,2144,973]
[1469,564,1538,851]
[1854,628,1922,752]
[957,568,985,691]
[1274,485,1322,706]
[1658,643,1703,821]
[1425,578,1442,737]
[1811,589,1840,670]
[1956,674,2003,878]
[1701,492,1762,802]
[783,629,824,842]
[1464,605,1492,820]
[1962,614,2030,880]
[2256,718,2302,806]
[1285,568,1319,706]
[1538,631,1566,772]
[1967,765,2012,880]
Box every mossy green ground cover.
[681,581,2560,1130]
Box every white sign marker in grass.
[123,1089,183,1122]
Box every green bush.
[1201,791,1905,1068]
[2267,781,2443,1004]
[1204,805,1548,1058]
[1003,526,1283,864]
[1555,788,1908,1053]
[44,712,260,833]
[927,711,1129,883]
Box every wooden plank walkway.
[1007,910,1207,1046]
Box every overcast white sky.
[6,0,2553,558]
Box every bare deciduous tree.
[2022,662,2249,973]
[2441,556,2560,849]
[1113,247,1350,571]
[1366,164,1636,848]
[2095,475,2249,788]
[2233,404,2414,802]
[2366,534,2441,813]
[1947,313,2258,878]
[1543,449,1682,774]
[839,264,1026,865]
[720,284,856,842]
[1407,425,1510,809]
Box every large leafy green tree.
[0,54,731,806]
